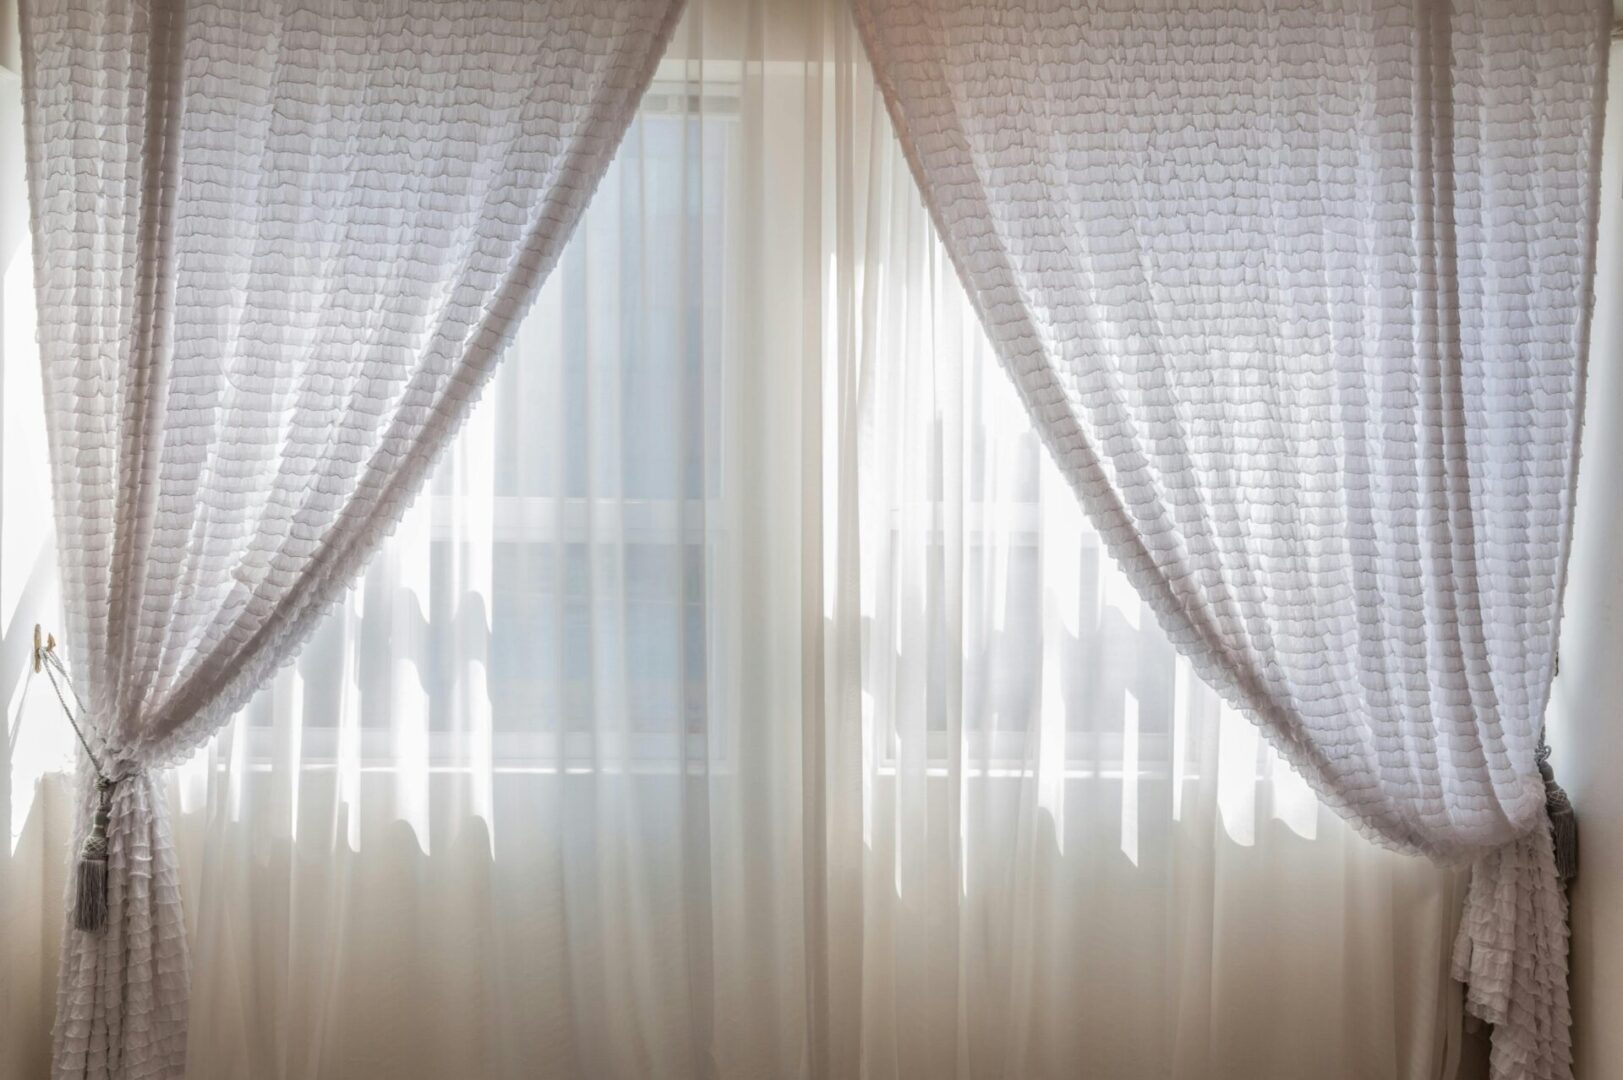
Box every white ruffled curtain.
[820,62,1476,1076]
[32,2,1471,1076]
[18,0,683,1075]
[9,0,1605,1076]
[850,2,1612,1078]
[171,25,822,1072]
[817,65,1480,1071]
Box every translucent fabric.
[850,2,1613,1078]
[2,3,1485,1076]
[817,57,1478,1076]
[18,1,682,1076]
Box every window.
[235,71,740,773]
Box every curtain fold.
[19,1,683,1075]
[849,2,1612,1078]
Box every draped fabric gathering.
[18,1,683,1075]
[12,0,1613,1078]
[850,2,1612,1078]
[1,1,1482,1074]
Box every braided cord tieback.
[28,625,123,932]
[1537,734,1579,888]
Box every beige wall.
[1548,35,1623,1080]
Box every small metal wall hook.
[31,624,57,674]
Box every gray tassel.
[73,779,113,932]
[30,634,119,931]
[1537,738,1578,888]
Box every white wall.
[1547,36,1623,1080]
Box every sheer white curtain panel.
[12,3,1471,1077]
[813,43,1474,1078]
[173,6,826,1076]
[18,1,683,1075]
[850,3,1613,1078]
[3,0,1522,1076]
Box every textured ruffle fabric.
[53,770,189,1080]
[1453,825,1573,1080]
[19,1,683,1077]
[850,2,1611,1078]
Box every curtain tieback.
[1537,737,1578,887]
[28,625,133,932]
[73,774,122,931]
